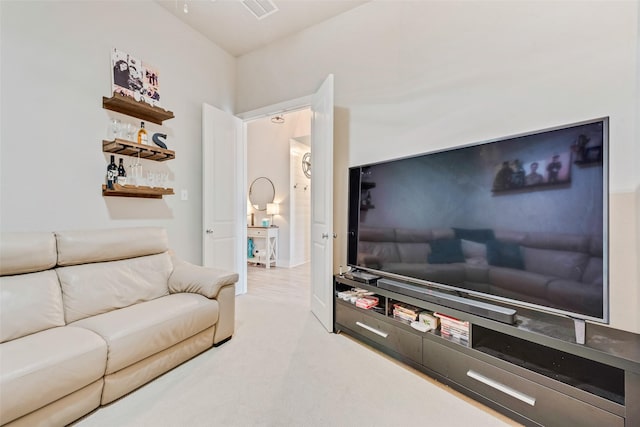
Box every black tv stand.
[334,275,640,427]
[377,278,517,324]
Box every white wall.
[247,109,311,265]
[0,0,235,263]
[236,1,640,333]
[290,139,311,266]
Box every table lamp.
[267,203,279,226]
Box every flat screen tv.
[347,118,608,323]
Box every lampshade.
[266,203,279,215]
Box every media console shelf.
[334,275,640,427]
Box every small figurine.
[152,133,168,149]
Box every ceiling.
[155,0,369,57]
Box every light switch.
[181,189,188,201]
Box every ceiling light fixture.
[271,115,285,124]
[183,2,188,13]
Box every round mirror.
[248,177,275,211]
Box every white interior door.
[202,103,246,294]
[310,75,334,331]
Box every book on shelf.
[355,296,379,309]
[438,318,469,330]
[440,326,469,337]
[440,330,469,343]
[337,288,375,304]
[393,309,418,322]
[434,312,470,328]
[434,312,470,340]
[440,326,469,338]
[434,311,467,323]
[393,302,422,318]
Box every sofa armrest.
[169,258,238,299]
[169,257,237,345]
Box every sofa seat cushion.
[489,267,552,299]
[464,264,490,284]
[71,293,219,375]
[0,326,107,425]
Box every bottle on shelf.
[118,158,127,184]
[137,121,148,145]
[106,155,118,189]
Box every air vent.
[241,0,278,20]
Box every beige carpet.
[75,264,521,427]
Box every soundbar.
[377,278,517,324]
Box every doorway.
[245,109,312,291]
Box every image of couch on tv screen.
[356,226,604,319]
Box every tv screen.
[348,118,608,322]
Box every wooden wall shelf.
[102,184,174,199]
[103,139,175,161]
[102,94,174,125]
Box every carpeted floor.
[75,264,521,427]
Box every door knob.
[321,233,329,239]
[206,229,214,234]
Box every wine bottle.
[106,155,118,189]
[137,121,148,145]
[118,158,127,178]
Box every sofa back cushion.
[0,232,64,343]
[521,247,590,281]
[0,232,57,276]
[358,241,400,263]
[395,228,432,243]
[359,227,396,242]
[55,227,169,266]
[397,243,431,263]
[453,228,495,243]
[58,252,172,323]
[521,232,590,253]
[0,270,65,343]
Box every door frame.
[237,95,313,295]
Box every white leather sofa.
[0,227,238,426]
